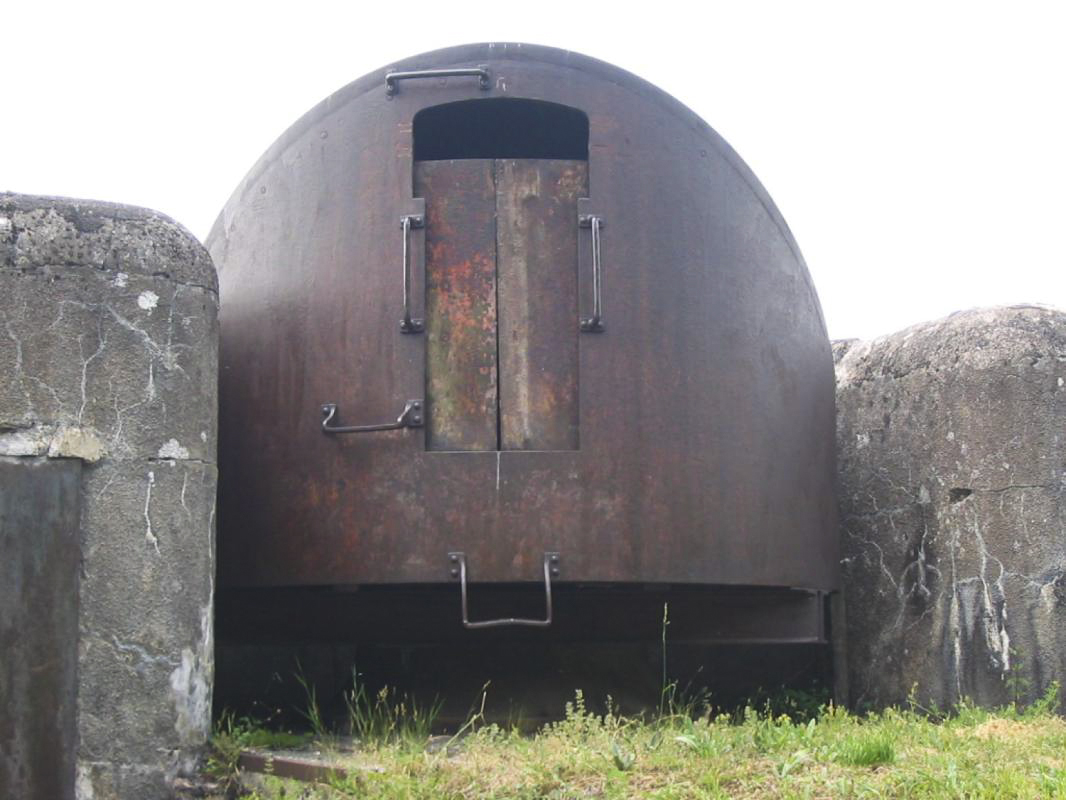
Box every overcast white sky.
[3,1,1063,341]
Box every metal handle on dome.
[385,65,490,96]
[579,214,605,332]
[321,400,424,434]
[448,552,560,629]
[400,214,424,333]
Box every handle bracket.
[448,552,560,629]
[578,213,606,332]
[385,65,490,97]
[321,400,424,434]
[400,213,425,333]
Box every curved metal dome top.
[212,43,813,298]
[208,42,838,603]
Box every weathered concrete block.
[0,194,217,799]
[77,461,215,770]
[836,306,1066,710]
[0,199,216,461]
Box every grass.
[345,680,444,747]
[208,681,1066,799]
[206,710,314,789]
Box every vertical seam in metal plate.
[492,159,502,452]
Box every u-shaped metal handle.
[400,214,424,333]
[579,214,605,332]
[448,552,560,629]
[321,400,423,434]
[385,65,490,96]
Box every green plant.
[659,602,670,720]
[746,685,830,723]
[437,680,491,755]
[206,711,312,795]
[833,730,896,767]
[294,664,329,740]
[205,710,248,790]
[654,602,713,724]
[673,722,730,759]
[1025,679,1061,717]
[609,740,636,771]
[777,748,811,778]
[904,681,946,721]
[344,671,443,748]
[749,709,798,753]
[1004,646,1032,711]
[556,688,596,740]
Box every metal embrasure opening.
[448,551,560,628]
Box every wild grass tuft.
[1024,679,1061,718]
[206,710,313,792]
[344,672,443,749]
[295,664,329,740]
[833,730,896,766]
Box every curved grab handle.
[385,65,490,96]
[321,400,423,434]
[400,214,424,333]
[579,214,605,332]
[448,552,560,629]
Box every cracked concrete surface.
[1,194,217,799]
[835,305,1066,711]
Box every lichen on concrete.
[836,305,1066,710]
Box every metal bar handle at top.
[448,552,560,629]
[385,65,490,96]
[400,214,424,333]
[579,214,605,332]
[321,400,423,434]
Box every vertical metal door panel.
[496,160,584,451]
[416,160,499,451]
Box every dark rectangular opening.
[413,99,589,162]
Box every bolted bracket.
[321,399,423,434]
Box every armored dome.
[208,43,837,611]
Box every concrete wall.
[836,306,1066,710]
[0,194,218,798]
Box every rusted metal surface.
[0,457,82,800]
[417,159,498,451]
[208,43,838,596]
[497,159,584,450]
[418,157,583,451]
